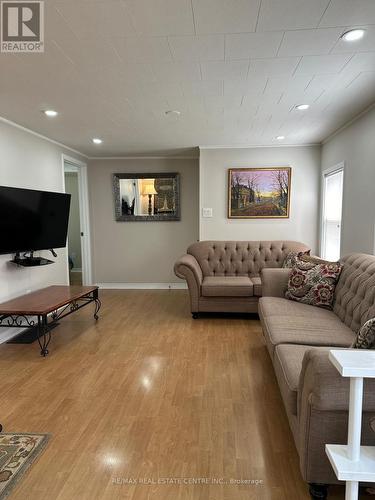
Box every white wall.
[0,120,85,307]
[321,105,375,256]
[199,146,321,253]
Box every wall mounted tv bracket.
[11,249,57,267]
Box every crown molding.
[322,101,375,145]
[199,143,321,150]
[0,115,89,159]
[88,155,199,160]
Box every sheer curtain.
[119,179,141,215]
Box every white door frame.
[320,162,345,259]
[62,154,93,285]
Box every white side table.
[326,349,375,500]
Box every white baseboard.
[96,282,187,290]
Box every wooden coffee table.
[0,286,101,356]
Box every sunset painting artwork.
[228,167,291,219]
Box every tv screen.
[0,186,71,255]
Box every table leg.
[346,481,359,500]
[348,377,364,460]
[345,377,364,500]
[37,315,51,357]
[93,289,101,321]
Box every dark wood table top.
[0,285,98,315]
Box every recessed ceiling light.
[276,135,285,140]
[92,138,102,145]
[341,29,365,42]
[44,109,58,117]
[165,110,181,116]
[295,104,310,111]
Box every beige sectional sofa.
[174,240,309,317]
[259,253,375,499]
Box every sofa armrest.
[174,254,203,313]
[174,254,203,285]
[261,268,291,298]
[299,349,375,412]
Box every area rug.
[0,433,50,499]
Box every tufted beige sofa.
[174,240,309,317]
[259,253,375,498]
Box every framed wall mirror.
[113,172,180,222]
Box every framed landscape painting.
[228,167,291,219]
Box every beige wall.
[321,105,375,257]
[199,146,321,253]
[64,172,82,269]
[88,158,199,284]
[0,120,85,340]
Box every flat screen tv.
[0,186,71,255]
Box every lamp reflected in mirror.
[142,182,158,215]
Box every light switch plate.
[202,208,213,218]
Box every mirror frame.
[113,172,181,222]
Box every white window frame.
[320,162,345,260]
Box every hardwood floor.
[0,290,370,499]
[69,271,83,286]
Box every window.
[321,165,344,261]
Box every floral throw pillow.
[285,255,342,309]
[351,318,375,349]
[282,250,311,268]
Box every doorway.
[64,166,82,284]
[62,155,92,286]
[321,164,344,261]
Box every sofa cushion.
[274,344,331,416]
[351,317,375,349]
[250,276,262,296]
[201,276,253,297]
[285,255,342,309]
[259,296,337,319]
[282,250,310,268]
[259,297,355,356]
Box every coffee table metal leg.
[93,289,101,320]
[37,315,51,357]
[94,299,101,321]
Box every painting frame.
[228,167,292,219]
[113,172,181,222]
